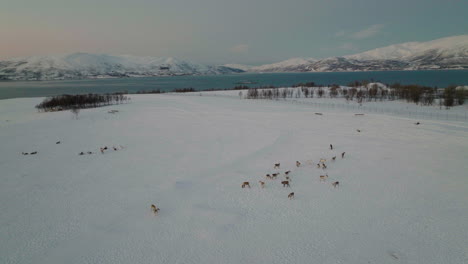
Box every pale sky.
[1,0,467,65]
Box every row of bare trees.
[36,93,130,112]
[245,84,466,107]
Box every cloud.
[229,44,249,53]
[334,30,345,38]
[352,24,384,39]
[339,42,356,50]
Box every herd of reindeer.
[151,144,346,215]
[241,144,344,201]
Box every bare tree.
[71,107,80,119]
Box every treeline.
[389,84,465,107]
[173,88,195,93]
[36,93,130,112]
[244,84,466,107]
[136,89,163,94]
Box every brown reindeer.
[284,170,291,175]
[320,174,328,182]
[259,181,265,188]
[341,152,346,158]
[265,174,272,179]
[281,181,290,187]
[296,161,301,167]
[274,163,280,169]
[288,192,295,199]
[151,204,160,214]
[330,144,333,150]
[356,129,361,132]
[332,181,339,188]
[316,163,321,168]
[332,156,336,161]
[100,148,104,154]
[272,173,279,179]
[242,182,251,188]
[322,163,327,169]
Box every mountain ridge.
[0,53,243,81]
[1,35,467,80]
[229,35,468,72]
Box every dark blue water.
[0,70,467,100]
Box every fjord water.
[0,70,467,100]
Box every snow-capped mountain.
[229,35,468,72]
[345,35,468,61]
[251,58,317,72]
[223,64,254,72]
[0,53,243,81]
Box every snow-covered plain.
[1,93,467,264]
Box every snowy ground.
[1,93,467,264]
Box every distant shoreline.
[1,70,467,100]
[1,68,467,82]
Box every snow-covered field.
[1,93,467,264]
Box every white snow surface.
[1,93,468,264]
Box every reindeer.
[79,152,84,155]
[341,152,346,158]
[271,173,279,179]
[356,129,361,132]
[274,163,280,169]
[296,161,301,167]
[56,141,61,144]
[30,151,37,155]
[316,163,321,168]
[151,204,160,214]
[330,144,333,150]
[100,148,105,154]
[285,176,291,182]
[284,170,291,175]
[281,181,290,187]
[87,151,93,155]
[320,174,328,182]
[322,163,327,169]
[265,174,272,179]
[113,146,118,151]
[415,122,420,125]
[320,158,326,163]
[332,156,336,161]
[288,192,295,199]
[332,181,339,188]
[22,152,29,155]
[259,181,265,188]
[242,182,251,188]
